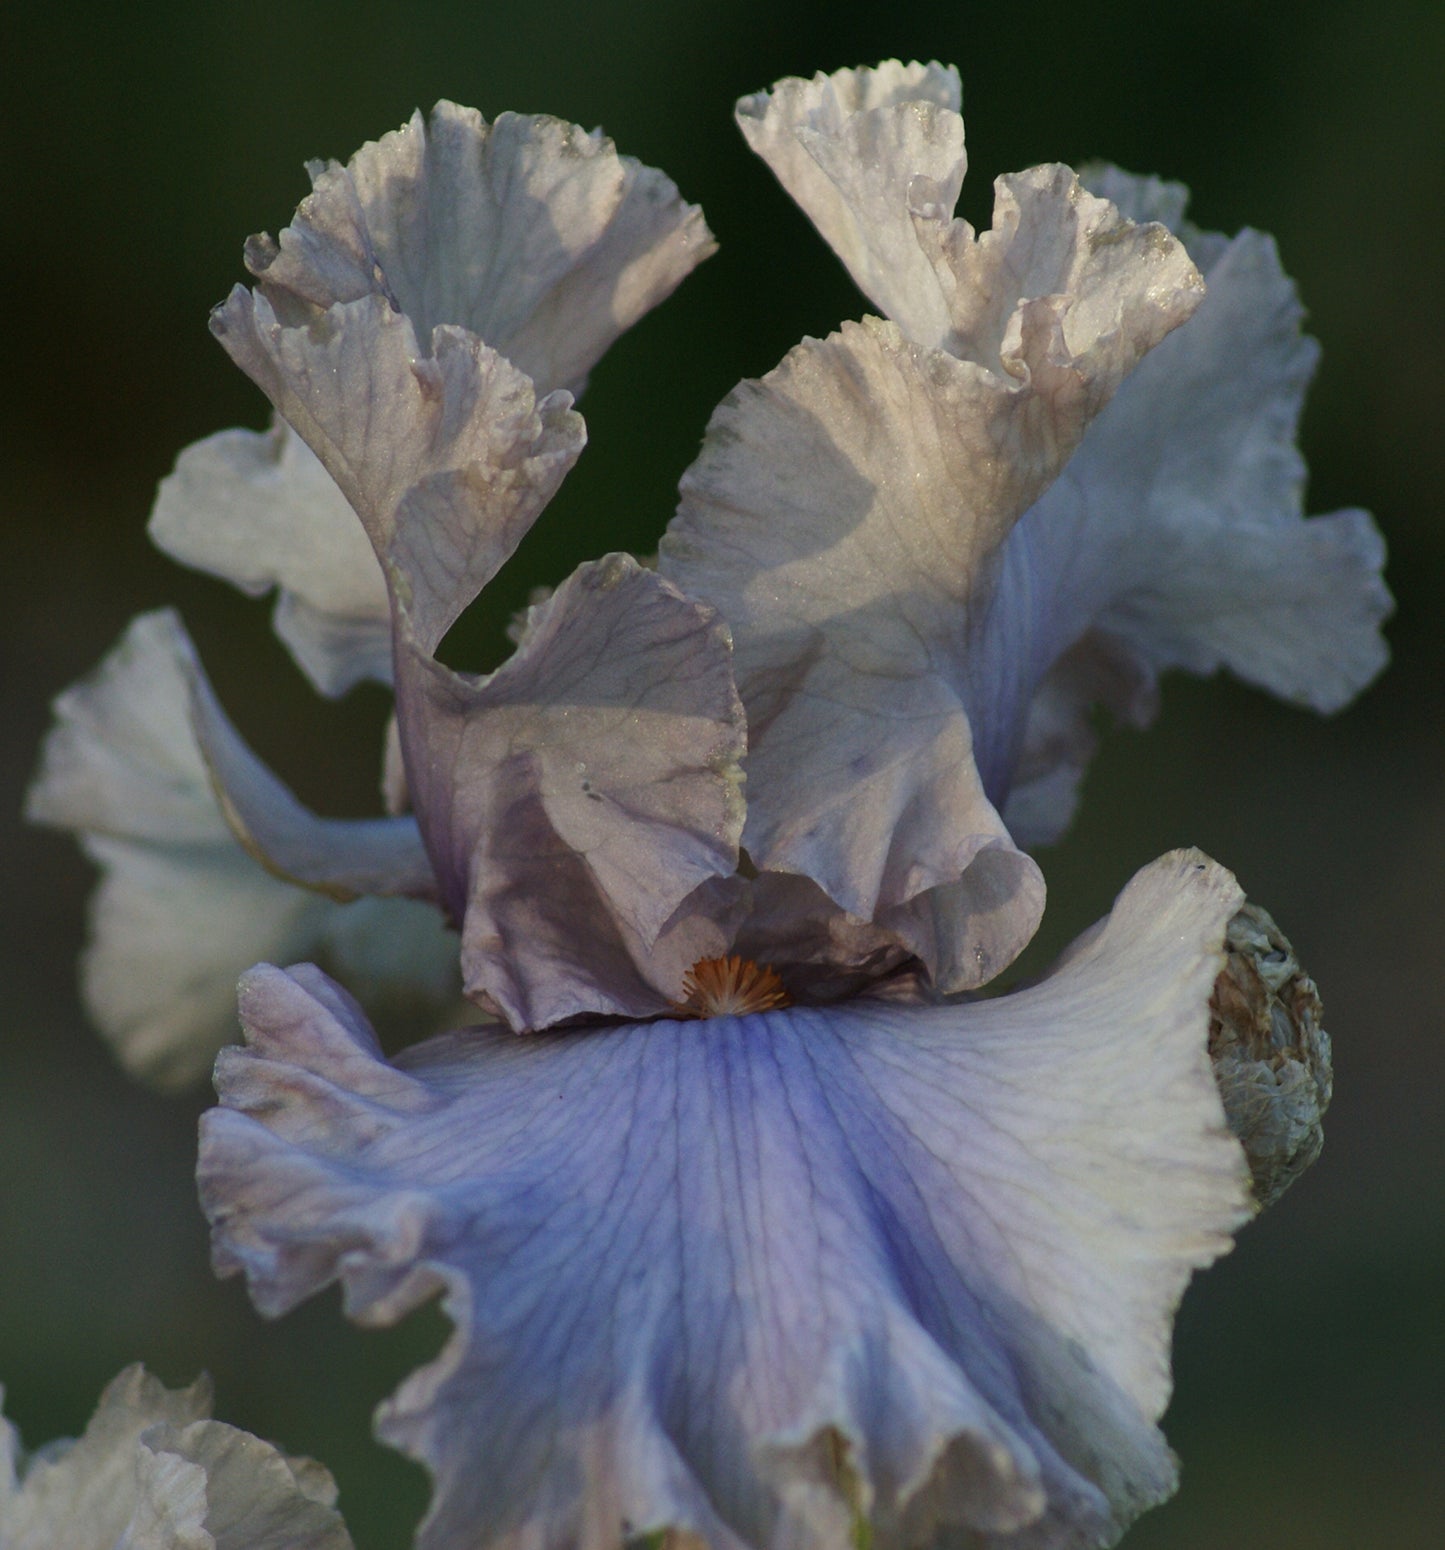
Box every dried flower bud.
[1208,903,1332,1209]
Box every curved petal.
[737,62,965,347]
[178,626,437,903]
[666,313,1102,983]
[244,102,716,398]
[211,291,585,657]
[394,554,746,1028]
[992,170,1392,843]
[25,611,458,1087]
[149,418,392,696]
[199,850,1250,1550]
[738,66,1204,382]
[0,1365,353,1550]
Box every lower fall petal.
[199,850,1251,1550]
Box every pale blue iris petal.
[200,851,1250,1550]
[391,554,746,1029]
[211,290,584,660]
[149,419,392,698]
[991,170,1393,844]
[246,102,716,401]
[25,611,457,1088]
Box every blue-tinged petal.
[990,169,1392,844]
[662,316,1056,986]
[245,102,716,399]
[737,62,965,350]
[177,623,437,903]
[211,291,585,658]
[739,66,1204,380]
[199,850,1250,1550]
[393,553,746,1028]
[663,168,1199,987]
[149,417,392,696]
[25,611,458,1087]
[0,1365,353,1549]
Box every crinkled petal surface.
[25,611,457,1087]
[211,291,584,656]
[989,168,1392,844]
[149,418,392,696]
[0,1365,352,1550]
[394,553,746,1028]
[737,62,965,349]
[199,850,1251,1550]
[244,102,716,398]
[663,190,1201,984]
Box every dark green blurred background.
[3,1,1441,1545]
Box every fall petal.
[199,850,1250,1550]
[245,101,715,398]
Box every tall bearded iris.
[29,62,1387,1549]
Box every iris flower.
[0,1365,354,1548]
[30,63,1386,1546]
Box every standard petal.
[211,290,585,657]
[244,102,716,398]
[737,62,965,347]
[394,553,746,1028]
[993,171,1391,843]
[0,1365,352,1550]
[663,163,1199,986]
[199,850,1250,1550]
[149,417,392,695]
[26,612,458,1087]
[663,317,1058,982]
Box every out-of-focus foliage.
[2,2,1440,1546]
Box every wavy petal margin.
[149,418,392,696]
[394,554,746,1028]
[244,102,716,399]
[200,850,1250,1550]
[0,1364,353,1550]
[737,61,965,349]
[25,611,457,1087]
[991,167,1392,844]
[211,292,585,658]
[663,170,1200,986]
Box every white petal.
[664,317,1061,984]
[211,290,584,657]
[199,850,1250,1550]
[179,623,436,902]
[737,62,965,347]
[134,1420,353,1550]
[994,172,1391,843]
[0,1367,209,1549]
[26,612,458,1087]
[149,418,391,696]
[663,169,1199,985]
[246,102,715,397]
[0,1366,352,1550]
[395,554,746,1027]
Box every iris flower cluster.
[14,61,1388,1550]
